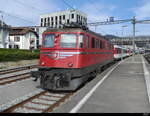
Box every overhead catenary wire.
[62,0,75,10]
[0,10,36,25]
[13,0,44,12]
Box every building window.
[48,23,50,26]
[51,22,54,27]
[77,14,79,23]
[63,15,65,20]
[59,16,62,20]
[56,21,58,25]
[51,17,53,21]
[71,14,74,19]
[48,17,50,22]
[55,16,57,20]
[59,21,62,24]
[8,37,10,42]
[67,19,69,24]
[41,18,43,22]
[9,45,12,49]
[14,45,19,49]
[79,15,80,20]
[44,23,46,27]
[44,18,46,22]
[14,36,20,42]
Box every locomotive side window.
[100,40,105,49]
[92,38,96,48]
[85,36,89,49]
[44,34,55,48]
[95,39,99,48]
[100,40,102,49]
[60,34,77,48]
[78,35,84,48]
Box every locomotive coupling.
[31,71,41,81]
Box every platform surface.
[53,55,150,113]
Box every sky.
[0,0,150,36]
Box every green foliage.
[0,48,40,62]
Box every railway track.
[1,91,73,113]
[0,65,38,75]
[0,73,31,86]
[0,60,118,113]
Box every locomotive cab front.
[40,32,84,69]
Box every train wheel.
[90,70,97,78]
[53,74,62,89]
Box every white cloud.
[134,0,150,19]
[0,0,59,26]
[80,2,117,22]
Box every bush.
[0,48,40,62]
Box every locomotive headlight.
[41,62,45,65]
[68,62,73,67]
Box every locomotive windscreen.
[60,34,77,48]
[44,34,55,48]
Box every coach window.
[60,34,77,48]
[44,34,54,48]
[92,38,96,48]
[78,34,84,48]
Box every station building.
[9,27,38,50]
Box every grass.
[0,48,40,62]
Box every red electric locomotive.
[32,27,114,91]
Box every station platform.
[53,55,150,113]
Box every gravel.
[0,68,37,79]
[0,78,33,89]
[24,102,49,110]
[45,93,65,97]
[0,76,29,83]
[39,96,61,101]
[14,107,42,113]
[32,99,56,105]
[0,89,44,112]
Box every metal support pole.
[121,26,124,61]
[121,25,127,61]
[132,16,136,60]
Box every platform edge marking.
[69,61,122,113]
[142,56,150,103]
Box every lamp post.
[121,25,127,61]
